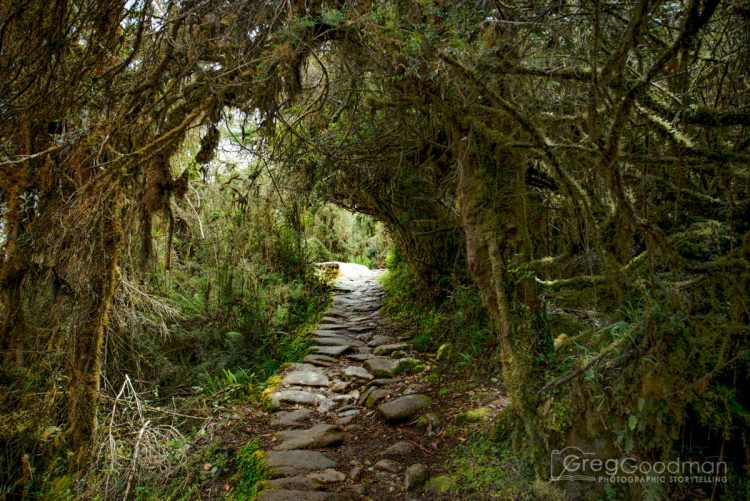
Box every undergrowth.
[20,163,336,499]
[381,248,499,375]
[228,439,265,501]
[423,406,568,500]
[447,433,536,499]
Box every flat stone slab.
[342,365,373,380]
[338,409,359,418]
[307,468,347,483]
[275,424,345,450]
[283,363,320,372]
[320,316,345,324]
[333,283,358,292]
[375,458,402,473]
[282,371,330,387]
[303,354,338,367]
[371,378,400,386]
[331,380,350,393]
[364,357,401,377]
[362,388,388,408]
[311,345,351,356]
[348,353,374,361]
[374,342,409,356]
[316,330,347,339]
[265,450,337,473]
[270,390,326,409]
[314,329,349,338]
[317,324,347,331]
[367,335,396,347]
[381,440,416,458]
[332,296,361,305]
[350,313,380,322]
[324,308,349,319]
[271,409,314,427]
[260,476,323,491]
[378,394,432,422]
[257,489,349,501]
[348,325,375,333]
[313,336,363,348]
[351,303,380,313]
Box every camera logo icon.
[550,446,597,482]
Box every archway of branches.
[1,0,748,497]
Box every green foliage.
[305,204,388,268]
[455,407,491,426]
[382,248,498,373]
[444,431,536,499]
[62,158,332,499]
[229,439,265,501]
[3,1,748,499]
[539,269,750,498]
[43,475,75,501]
[320,8,346,27]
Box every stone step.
[264,450,337,477]
[312,336,363,348]
[303,354,338,367]
[367,335,395,347]
[283,362,322,373]
[311,345,351,357]
[307,468,347,483]
[269,390,326,410]
[259,476,324,492]
[348,353,374,361]
[274,424,345,450]
[282,371,330,387]
[332,296,361,305]
[348,325,375,333]
[373,342,409,356]
[320,316,344,324]
[323,308,349,319]
[363,357,401,377]
[270,409,314,428]
[378,394,432,422]
[341,365,374,380]
[257,489,352,501]
[317,324,348,331]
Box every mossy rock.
[424,474,459,494]
[455,407,491,426]
[365,388,388,408]
[260,375,283,409]
[415,412,441,433]
[394,358,427,375]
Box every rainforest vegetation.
[1,0,749,499]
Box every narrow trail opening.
[256,262,457,499]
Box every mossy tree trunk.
[454,131,552,476]
[65,192,124,469]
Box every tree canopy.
[1,0,748,498]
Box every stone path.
[257,263,433,500]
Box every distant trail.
[258,262,434,500]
